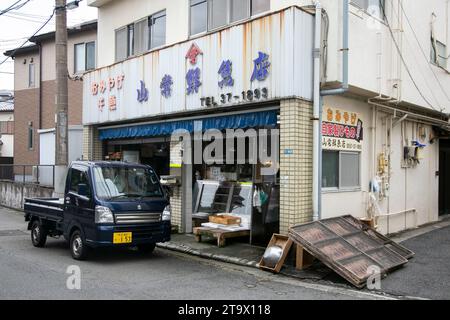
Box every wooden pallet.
[193,227,250,247]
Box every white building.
[84,0,450,237]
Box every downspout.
[38,42,42,130]
[312,2,322,221]
[313,0,349,220]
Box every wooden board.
[289,216,410,288]
[193,227,250,247]
[259,234,293,273]
[209,214,242,225]
[295,244,315,270]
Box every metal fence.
[0,164,56,188]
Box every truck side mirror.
[78,183,89,197]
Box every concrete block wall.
[0,181,53,210]
[279,98,313,234]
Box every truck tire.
[70,230,90,260]
[137,243,156,254]
[31,220,47,248]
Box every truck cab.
[24,161,171,260]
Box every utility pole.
[54,0,68,197]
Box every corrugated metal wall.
[83,6,314,125]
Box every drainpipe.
[314,0,350,221]
[312,2,322,221]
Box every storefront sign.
[91,74,125,112]
[322,107,363,151]
[200,88,269,107]
[83,7,314,125]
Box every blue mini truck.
[24,161,171,260]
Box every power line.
[0,9,55,68]
[0,0,22,15]
[397,1,450,105]
[0,0,32,16]
[380,1,439,112]
[3,12,56,25]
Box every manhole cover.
[0,230,27,237]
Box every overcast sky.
[0,0,98,90]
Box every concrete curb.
[156,242,260,268]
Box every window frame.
[27,126,34,151]
[69,167,92,198]
[431,40,447,69]
[74,41,96,74]
[350,0,386,21]
[115,11,167,62]
[115,26,128,62]
[28,63,35,88]
[322,150,361,193]
[189,0,270,37]
[148,10,167,50]
[189,0,208,36]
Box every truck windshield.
[93,166,163,200]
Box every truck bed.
[24,198,64,222]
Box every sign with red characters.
[322,107,363,151]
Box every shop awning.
[98,110,278,140]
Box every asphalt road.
[379,224,450,300]
[0,207,381,300]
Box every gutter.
[313,0,350,221]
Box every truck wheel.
[31,220,47,248]
[70,230,90,260]
[137,243,156,254]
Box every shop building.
[85,0,450,239]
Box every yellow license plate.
[113,232,132,244]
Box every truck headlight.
[95,206,114,224]
[162,205,171,221]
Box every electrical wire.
[0,0,32,16]
[397,1,450,105]
[0,9,55,68]
[380,1,439,112]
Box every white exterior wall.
[0,112,14,158]
[41,30,98,81]
[38,127,83,186]
[322,95,440,233]
[90,0,450,113]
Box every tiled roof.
[0,101,14,112]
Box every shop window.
[28,63,35,88]
[189,0,270,36]
[74,41,96,73]
[322,151,361,190]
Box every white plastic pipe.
[312,2,322,221]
